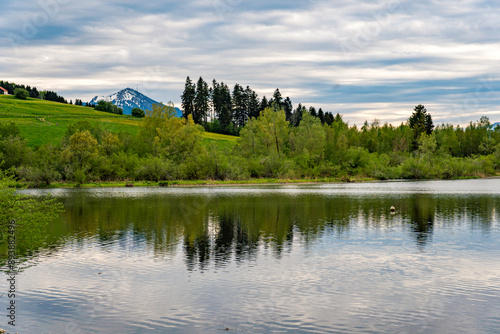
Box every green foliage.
[2,91,500,184]
[181,76,196,119]
[0,121,21,139]
[239,106,289,158]
[289,112,326,165]
[409,104,434,150]
[95,100,123,115]
[0,173,63,254]
[131,107,145,118]
[193,77,210,124]
[61,130,99,177]
[14,88,29,100]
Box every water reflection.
[407,196,436,248]
[4,188,499,271]
[3,184,500,333]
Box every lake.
[2,179,500,333]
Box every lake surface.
[2,179,500,333]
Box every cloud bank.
[1,0,499,125]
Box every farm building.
[0,87,8,95]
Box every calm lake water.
[3,179,500,333]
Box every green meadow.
[0,95,237,147]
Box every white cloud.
[0,0,499,124]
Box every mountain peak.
[89,88,180,116]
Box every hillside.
[0,95,237,147]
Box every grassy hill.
[0,95,237,147]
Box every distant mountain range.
[89,88,182,116]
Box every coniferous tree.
[409,105,434,136]
[260,96,268,112]
[292,103,304,127]
[232,83,247,127]
[181,76,196,119]
[193,77,209,124]
[210,79,221,120]
[246,86,260,119]
[272,88,283,110]
[283,97,293,123]
[318,108,325,124]
[309,106,317,117]
[324,112,334,125]
[210,79,234,129]
[409,104,434,150]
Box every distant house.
[0,87,8,95]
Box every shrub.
[131,108,145,118]
[14,88,29,100]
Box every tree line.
[1,102,500,187]
[181,76,337,135]
[0,80,68,104]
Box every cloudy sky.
[1,0,499,125]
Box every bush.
[0,121,21,139]
[131,108,145,118]
[14,88,29,100]
[17,165,61,187]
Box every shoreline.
[15,175,496,189]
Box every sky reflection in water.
[3,180,500,333]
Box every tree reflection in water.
[4,190,499,271]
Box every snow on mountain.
[89,88,182,116]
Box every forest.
[1,97,500,186]
[181,76,338,135]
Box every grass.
[0,95,238,147]
[29,176,379,189]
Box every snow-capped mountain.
[89,88,182,116]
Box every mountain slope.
[89,88,182,116]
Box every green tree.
[283,97,293,122]
[289,112,326,165]
[260,96,269,112]
[409,104,434,150]
[318,108,325,124]
[95,100,123,114]
[272,88,283,110]
[139,102,205,162]
[193,77,209,124]
[131,108,145,118]
[14,88,29,100]
[233,83,247,127]
[181,76,196,119]
[291,103,305,127]
[211,80,233,130]
[245,86,260,120]
[62,130,99,170]
[239,106,289,158]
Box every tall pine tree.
[245,86,260,119]
[193,77,209,124]
[283,97,293,123]
[232,83,247,127]
[318,108,325,124]
[181,76,195,119]
[260,96,268,113]
[272,88,283,110]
